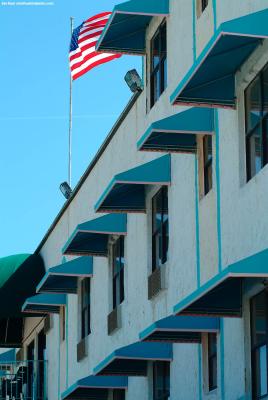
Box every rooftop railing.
[0,361,47,400]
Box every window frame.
[113,390,125,400]
[152,187,169,272]
[81,278,91,340]
[250,290,268,399]
[153,361,170,400]
[150,21,167,108]
[207,333,218,392]
[245,63,268,181]
[112,236,125,310]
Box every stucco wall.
[22,1,268,399]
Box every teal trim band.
[215,110,222,272]
[195,157,202,397]
[215,109,224,396]
[66,297,69,389]
[198,344,202,400]
[142,56,145,86]
[195,156,201,288]
[212,0,217,31]
[220,319,225,400]
[192,0,196,60]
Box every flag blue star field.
[69,12,122,80]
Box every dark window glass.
[81,278,91,339]
[113,390,125,400]
[251,291,268,399]
[153,362,170,400]
[203,135,213,195]
[37,329,46,400]
[208,333,217,391]
[152,187,169,271]
[27,341,35,398]
[201,0,209,12]
[61,306,66,341]
[150,22,167,108]
[245,63,268,180]
[113,237,125,310]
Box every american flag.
[69,12,121,81]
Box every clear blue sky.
[0,0,141,258]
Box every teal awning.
[0,349,16,363]
[61,376,128,400]
[137,108,214,153]
[173,248,268,317]
[95,155,171,213]
[36,257,93,294]
[22,294,66,315]
[62,214,127,257]
[139,315,219,343]
[96,0,169,55]
[94,342,172,376]
[0,254,45,318]
[171,8,268,108]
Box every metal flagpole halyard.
[68,16,74,187]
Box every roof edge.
[35,91,141,255]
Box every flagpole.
[68,16,74,187]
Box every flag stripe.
[72,54,120,81]
[79,28,103,41]
[70,47,96,69]
[78,35,101,47]
[69,12,121,80]
[70,38,100,60]
[84,13,111,25]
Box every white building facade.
[2,1,268,400]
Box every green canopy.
[0,253,45,318]
[0,254,30,288]
[0,253,45,347]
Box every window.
[201,0,209,12]
[197,0,209,17]
[245,63,268,181]
[251,291,268,399]
[150,22,167,108]
[113,390,125,400]
[203,135,213,195]
[208,333,217,391]
[152,187,169,271]
[60,306,66,341]
[37,329,46,400]
[27,341,35,398]
[112,237,125,310]
[81,278,91,339]
[153,361,170,400]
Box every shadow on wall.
[0,254,45,347]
